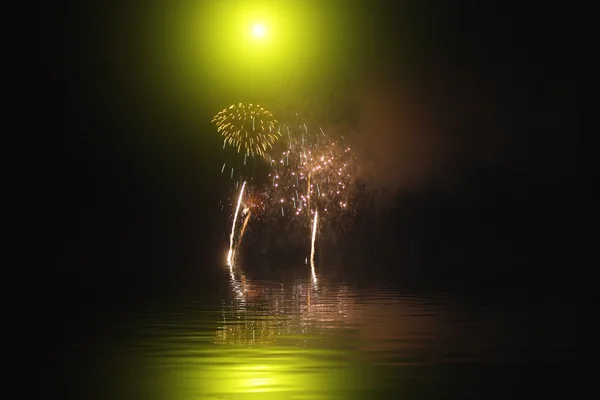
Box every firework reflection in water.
[216,266,355,347]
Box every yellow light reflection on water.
[169,263,369,398]
[138,345,366,399]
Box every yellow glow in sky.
[251,23,267,38]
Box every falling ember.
[310,210,318,264]
[227,181,246,264]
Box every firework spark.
[239,185,271,221]
[212,103,280,158]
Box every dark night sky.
[19,1,578,296]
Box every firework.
[266,120,355,231]
[212,103,280,158]
[239,185,271,220]
[216,109,356,263]
[227,183,275,260]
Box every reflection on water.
[75,261,575,399]
[217,263,351,346]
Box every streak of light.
[227,181,246,265]
[310,210,318,265]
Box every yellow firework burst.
[211,103,280,157]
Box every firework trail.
[227,181,246,265]
[310,210,318,264]
[310,210,318,285]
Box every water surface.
[63,262,575,399]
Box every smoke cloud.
[352,79,457,191]
[349,70,534,195]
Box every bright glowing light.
[251,23,267,38]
